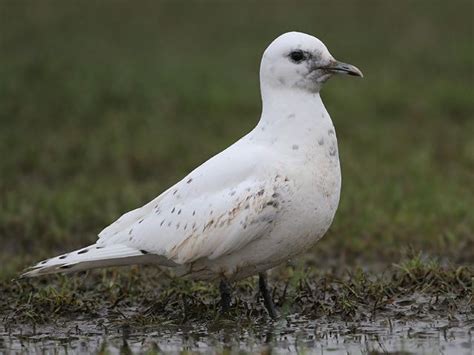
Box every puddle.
[2,268,472,354]
[1,315,472,354]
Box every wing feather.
[96,142,284,265]
[98,186,173,240]
[100,178,281,264]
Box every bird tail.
[21,243,170,278]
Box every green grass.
[0,0,473,328]
[2,258,472,327]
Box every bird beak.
[323,60,364,77]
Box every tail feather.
[21,243,176,278]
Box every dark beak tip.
[351,70,364,78]
[344,64,363,78]
[326,61,364,78]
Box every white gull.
[22,31,363,317]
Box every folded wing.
[97,142,284,265]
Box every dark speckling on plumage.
[266,201,279,208]
[186,178,193,184]
[203,220,214,231]
[78,249,89,254]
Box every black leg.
[219,278,232,313]
[259,272,277,318]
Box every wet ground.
[1,263,473,354]
[2,315,472,354]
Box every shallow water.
[2,315,472,355]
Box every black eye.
[289,50,305,63]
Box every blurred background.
[0,0,472,279]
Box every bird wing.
[97,141,286,264]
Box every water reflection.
[1,315,472,354]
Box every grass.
[2,257,472,328]
[0,0,473,338]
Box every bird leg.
[259,272,277,318]
[219,277,232,313]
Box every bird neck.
[254,86,334,145]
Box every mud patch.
[0,259,472,353]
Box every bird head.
[260,32,363,94]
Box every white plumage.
[23,32,362,281]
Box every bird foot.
[219,278,232,314]
[259,272,278,319]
